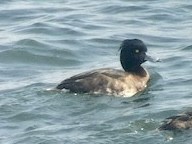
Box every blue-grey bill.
[145,54,161,62]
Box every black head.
[119,39,147,72]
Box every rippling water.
[1,0,192,143]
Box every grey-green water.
[0,0,192,144]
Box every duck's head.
[119,39,159,72]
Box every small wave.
[0,48,82,67]
[163,56,183,62]
[14,21,87,38]
[182,45,192,51]
[97,4,147,14]
[15,38,48,48]
[86,38,121,49]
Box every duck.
[159,112,192,130]
[56,39,159,97]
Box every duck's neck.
[124,66,147,77]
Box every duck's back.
[56,68,149,97]
[159,112,192,130]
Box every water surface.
[0,0,192,143]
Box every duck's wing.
[159,113,192,130]
[56,68,125,93]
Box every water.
[0,0,192,143]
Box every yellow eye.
[135,49,140,53]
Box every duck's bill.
[145,54,161,62]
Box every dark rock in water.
[159,112,192,130]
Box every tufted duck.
[56,39,160,97]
